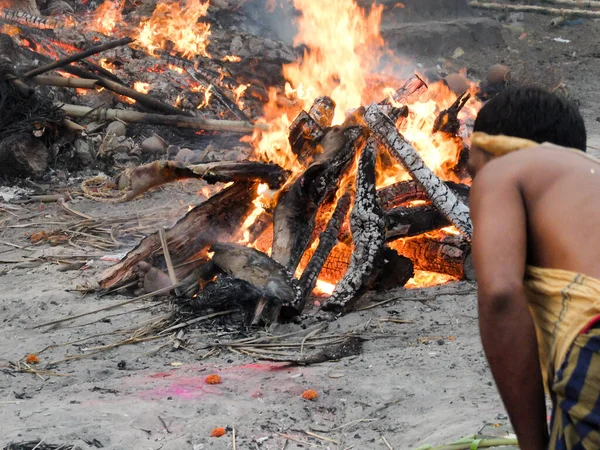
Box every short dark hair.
[474,86,587,151]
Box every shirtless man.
[467,86,600,450]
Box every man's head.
[468,86,587,176]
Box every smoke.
[238,0,298,45]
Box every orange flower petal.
[205,374,222,385]
[25,354,39,364]
[211,427,226,437]
[301,389,318,400]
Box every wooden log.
[271,125,366,271]
[288,111,324,162]
[386,204,450,240]
[0,9,58,29]
[308,96,336,128]
[468,1,600,17]
[115,160,289,201]
[23,37,133,78]
[392,234,475,280]
[299,193,352,306]
[377,180,470,210]
[98,182,258,290]
[60,104,266,133]
[432,92,471,136]
[210,242,302,324]
[365,247,414,292]
[323,138,386,312]
[30,76,98,89]
[379,75,428,109]
[364,103,473,240]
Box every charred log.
[386,204,450,239]
[99,182,258,290]
[432,91,471,136]
[115,160,289,201]
[272,125,366,271]
[190,275,262,314]
[308,96,336,128]
[323,139,386,312]
[288,111,324,163]
[298,193,352,306]
[393,234,475,280]
[366,247,414,292]
[377,180,470,210]
[379,75,428,110]
[365,103,472,240]
[210,242,302,324]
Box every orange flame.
[134,0,211,58]
[134,81,151,94]
[88,0,124,34]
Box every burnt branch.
[298,193,352,307]
[364,103,473,240]
[432,91,471,136]
[385,204,450,240]
[323,138,386,312]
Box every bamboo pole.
[541,0,600,8]
[60,104,268,133]
[469,0,600,16]
[23,37,133,78]
[30,76,98,89]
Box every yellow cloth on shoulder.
[471,132,539,156]
[525,266,600,390]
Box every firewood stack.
[100,75,476,324]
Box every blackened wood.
[190,275,262,315]
[116,160,289,201]
[98,182,258,290]
[323,138,386,312]
[385,204,450,239]
[23,37,133,78]
[432,91,471,136]
[366,247,414,292]
[394,234,475,280]
[377,180,470,210]
[379,75,428,109]
[288,111,324,163]
[298,193,352,307]
[272,126,366,271]
[365,103,473,240]
[210,242,302,324]
[246,211,273,246]
[308,96,336,128]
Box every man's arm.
[470,163,548,450]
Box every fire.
[314,280,336,296]
[88,0,124,34]
[233,84,249,110]
[238,183,270,247]
[134,0,211,59]
[222,55,241,62]
[134,81,151,94]
[98,58,117,73]
[405,271,456,289]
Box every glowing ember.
[405,271,457,289]
[134,81,151,94]
[222,55,241,62]
[134,0,211,59]
[314,280,336,296]
[98,58,117,73]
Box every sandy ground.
[2,8,600,450]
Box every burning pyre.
[0,0,481,323]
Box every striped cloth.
[549,325,600,449]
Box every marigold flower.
[301,389,318,401]
[25,354,39,364]
[211,427,226,437]
[205,374,222,384]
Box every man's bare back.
[474,145,600,279]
